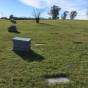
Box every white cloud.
[76,9,88,20]
[19,0,88,19]
[41,12,51,18]
[19,0,47,8]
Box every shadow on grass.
[10,31,21,34]
[73,42,82,44]
[9,31,21,34]
[13,50,44,62]
[51,33,58,34]
[44,73,69,78]
[39,23,57,27]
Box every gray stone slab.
[35,43,47,46]
[8,26,17,32]
[13,44,30,48]
[13,42,30,46]
[13,42,31,45]
[13,37,31,45]
[46,77,70,84]
[13,37,31,52]
[13,47,30,52]
[11,19,16,24]
[13,46,30,49]
[13,37,31,41]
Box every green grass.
[0,19,88,88]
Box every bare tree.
[33,9,44,23]
[61,11,69,20]
[70,11,77,20]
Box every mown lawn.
[0,19,88,88]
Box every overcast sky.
[0,0,88,19]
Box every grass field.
[0,20,88,88]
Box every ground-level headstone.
[35,43,47,46]
[46,77,70,84]
[13,37,31,52]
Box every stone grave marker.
[35,43,47,46]
[13,37,31,52]
[46,77,70,84]
[10,18,16,24]
[8,26,18,32]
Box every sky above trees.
[0,0,88,19]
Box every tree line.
[8,5,88,23]
[32,5,77,23]
[48,5,77,20]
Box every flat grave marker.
[35,43,47,46]
[46,77,70,84]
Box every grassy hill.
[0,20,88,88]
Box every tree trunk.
[36,18,40,23]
